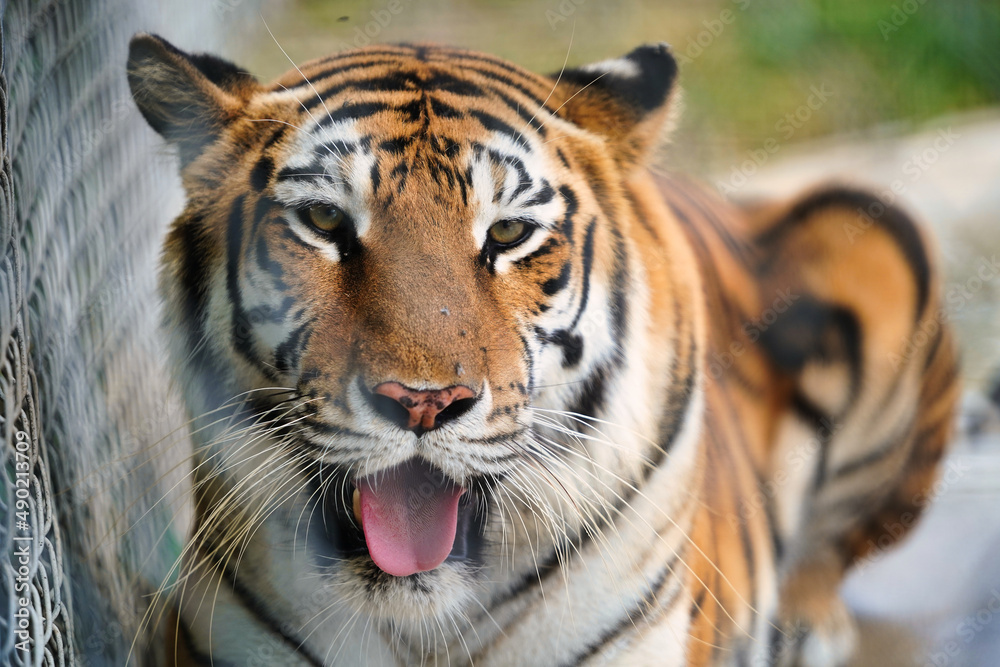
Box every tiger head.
[129,36,700,627]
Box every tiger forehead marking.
[129,34,958,667]
[263,53,568,265]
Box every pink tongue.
[357,460,465,577]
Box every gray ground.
[724,110,1000,666]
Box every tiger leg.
[748,187,961,666]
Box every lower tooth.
[352,488,362,524]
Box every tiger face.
[130,35,701,651]
[127,29,961,666]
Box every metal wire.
[0,1,241,664]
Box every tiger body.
[126,37,959,666]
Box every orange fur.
[128,35,959,666]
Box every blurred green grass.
[245,0,1000,173]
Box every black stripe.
[448,61,549,108]
[250,155,274,192]
[689,585,708,621]
[227,195,275,379]
[378,135,414,154]
[517,328,536,395]
[304,70,479,109]
[625,189,661,245]
[396,97,424,122]
[370,162,381,196]
[289,58,409,93]
[254,231,287,287]
[300,416,368,440]
[486,150,532,202]
[568,218,597,331]
[176,614,237,667]
[828,307,863,408]
[320,138,362,158]
[457,162,469,206]
[766,616,809,665]
[276,160,325,183]
[756,186,931,322]
[537,328,584,368]
[922,323,945,371]
[669,198,745,334]
[667,178,753,267]
[758,300,863,414]
[539,216,596,367]
[651,353,696,467]
[569,362,612,419]
[292,45,552,126]
[469,109,530,151]
[302,74,413,110]
[264,297,296,324]
[541,261,572,296]
[304,69,547,143]
[790,392,837,489]
[556,147,571,170]
[926,360,959,403]
[513,237,559,269]
[319,46,424,60]
[655,286,690,462]
[464,76,549,136]
[277,224,316,253]
[755,296,837,373]
[317,101,394,127]
[262,123,288,151]
[173,215,211,357]
[433,48,546,83]
[201,544,327,667]
[559,185,578,243]
[275,320,313,373]
[762,491,785,564]
[832,422,912,480]
[739,517,756,601]
[524,179,555,207]
[429,97,464,118]
[425,70,486,96]
[486,534,575,613]
[564,555,682,666]
[250,195,276,241]
[790,390,830,425]
[607,223,630,347]
[389,159,410,195]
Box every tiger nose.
[370,382,478,434]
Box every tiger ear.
[127,33,259,165]
[552,43,679,170]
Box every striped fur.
[128,35,959,666]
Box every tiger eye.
[488,219,529,245]
[305,204,345,233]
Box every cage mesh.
[0,1,237,664]
[1,3,75,664]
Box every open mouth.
[323,458,486,577]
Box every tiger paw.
[794,597,858,667]
[774,551,858,667]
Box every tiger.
[126,33,960,666]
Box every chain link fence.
[0,1,245,664]
[1,3,75,663]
